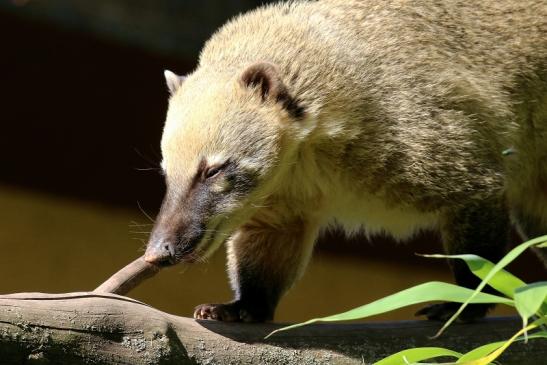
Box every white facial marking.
[208,153,227,167]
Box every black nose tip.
[144,239,176,266]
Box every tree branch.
[0,292,544,365]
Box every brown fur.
[145,0,547,322]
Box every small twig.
[94,256,161,295]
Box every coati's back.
[201,0,546,120]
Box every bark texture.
[0,292,545,365]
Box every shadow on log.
[0,292,545,365]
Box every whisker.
[130,238,148,251]
[133,147,161,169]
[137,201,156,223]
[201,230,231,239]
[134,167,161,172]
[251,204,272,208]
[197,254,210,264]
[129,222,154,227]
[177,265,190,274]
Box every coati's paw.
[193,301,272,322]
[415,302,494,322]
[194,303,241,322]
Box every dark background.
[0,0,543,321]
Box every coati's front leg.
[417,195,510,322]
[194,217,318,322]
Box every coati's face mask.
[144,63,306,265]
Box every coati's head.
[144,62,306,265]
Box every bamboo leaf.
[265,282,512,338]
[456,331,547,363]
[514,282,547,331]
[421,253,525,298]
[432,235,547,338]
[373,347,461,365]
[455,316,546,365]
[456,342,502,364]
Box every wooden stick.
[93,256,161,295]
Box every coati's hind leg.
[417,195,511,322]
[194,217,318,322]
[512,204,547,267]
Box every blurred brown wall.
[1,8,180,211]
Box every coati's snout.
[144,219,204,266]
[144,234,177,266]
[144,158,260,266]
[143,159,233,265]
[144,188,207,266]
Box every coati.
[144,0,547,322]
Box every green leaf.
[460,317,547,365]
[265,282,513,338]
[421,253,525,298]
[456,341,503,364]
[374,347,462,365]
[456,331,547,363]
[433,235,547,338]
[514,282,547,328]
[376,331,547,365]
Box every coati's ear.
[240,62,305,118]
[164,70,186,95]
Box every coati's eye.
[204,165,223,179]
[200,159,230,181]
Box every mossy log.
[0,292,545,365]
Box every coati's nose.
[144,238,176,266]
